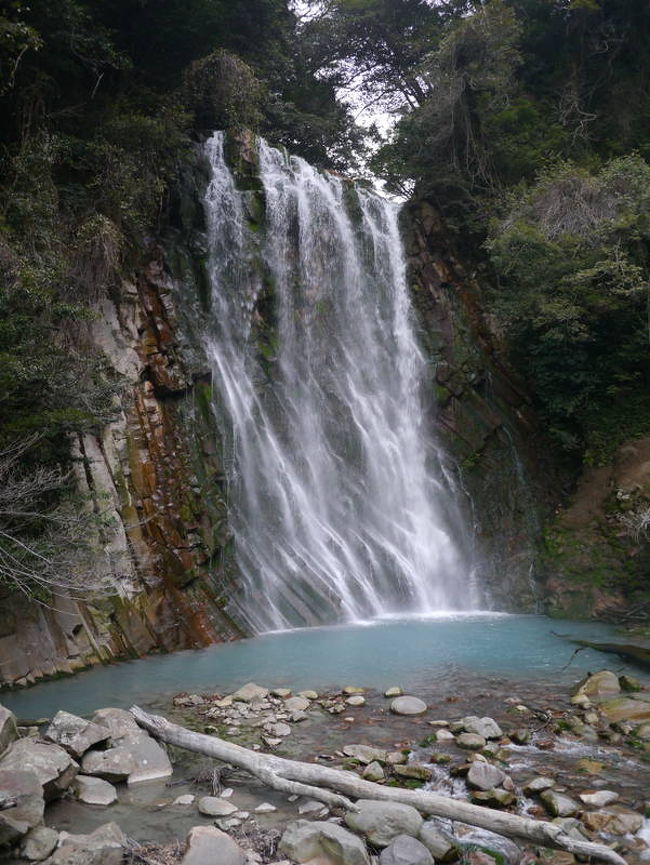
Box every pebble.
[172,794,195,806]
[384,687,403,698]
[346,696,366,707]
[255,802,277,813]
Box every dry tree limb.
[130,706,626,865]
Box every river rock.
[385,687,403,697]
[255,802,277,813]
[279,819,370,865]
[90,708,140,741]
[362,761,385,781]
[635,722,650,740]
[435,728,455,742]
[346,696,366,707]
[173,794,195,805]
[466,761,507,791]
[574,670,621,701]
[379,834,433,865]
[271,688,292,698]
[181,826,246,865]
[390,696,427,716]
[599,696,650,723]
[470,788,516,807]
[419,821,458,861]
[619,674,641,692]
[73,775,117,806]
[45,711,110,760]
[461,716,503,739]
[0,705,17,757]
[343,686,365,695]
[343,744,387,764]
[0,769,44,846]
[231,683,269,703]
[198,796,238,816]
[386,751,407,765]
[579,790,619,807]
[298,690,318,699]
[393,763,433,782]
[284,696,310,713]
[524,776,555,794]
[20,825,59,861]
[345,799,423,847]
[81,746,134,782]
[581,806,644,835]
[456,732,486,750]
[50,821,125,865]
[540,790,579,817]
[265,722,292,737]
[0,739,78,800]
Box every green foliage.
[184,51,263,133]
[487,155,650,457]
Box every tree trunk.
[130,706,626,865]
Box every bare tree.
[0,434,118,602]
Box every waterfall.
[203,132,479,632]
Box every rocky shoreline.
[0,669,648,864]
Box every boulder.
[0,769,44,846]
[343,744,387,765]
[540,790,579,818]
[345,799,423,847]
[181,825,246,865]
[231,683,269,703]
[0,739,78,800]
[461,716,503,739]
[284,696,310,713]
[419,821,458,861]
[197,796,238,817]
[73,776,117,806]
[81,732,171,784]
[466,761,507,791]
[271,688,292,698]
[45,711,110,760]
[379,834,433,865]
[573,670,620,701]
[342,686,365,695]
[599,696,650,723]
[90,708,139,742]
[279,819,370,865]
[390,696,427,716]
[346,696,366,707]
[0,705,17,758]
[20,825,59,861]
[48,822,126,865]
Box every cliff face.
[0,192,244,688]
[404,201,560,611]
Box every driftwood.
[130,706,626,865]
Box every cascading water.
[203,132,480,632]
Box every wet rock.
[297,798,328,816]
[470,789,516,808]
[284,696,310,713]
[181,825,246,865]
[82,747,134,782]
[231,683,269,703]
[379,834,433,865]
[271,688,292,698]
[385,687,403,697]
[173,794,195,805]
[298,690,318,700]
[599,696,650,723]
[20,825,59,861]
[552,817,590,842]
[255,802,277,813]
[418,822,458,861]
[456,733,486,751]
[0,769,44,846]
[343,686,365,695]
[574,671,621,701]
[198,796,238,816]
[619,674,641,692]
[466,761,507,791]
[279,819,370,865]
[362,761,385,781]
[579,790,619,807]
[393,763,433,782]
[45,711,110,760]
[265,722,291,737]
[390,696,427,716]
[90,708,139,741]
[581,807,644,835]
[461,716,503,739]
[540,790,579,817]
[511,728,531,745]
[343,744,387,764]
[575,758,603,774]
[0,739,78,800]
[635,722,650,740]
[345,799,423,847]
[0,705,17,757]
[50,821,126,865]
[434,728,455,742]
[346,696,366,707]
[73,775,117,806]
[386,751,407,765]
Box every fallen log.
[130,705,626,865]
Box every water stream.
[203,133,478,631]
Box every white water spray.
[203,132,479,631]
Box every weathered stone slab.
[0,739,78,800]
[197,796,238,816]
[48,821,126,865]
[181,825,246,865]
[230,683,269,703]
[90,708,140,742]
[45,711,110,760]
[0,769,44,846]
[73,775,118,806]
